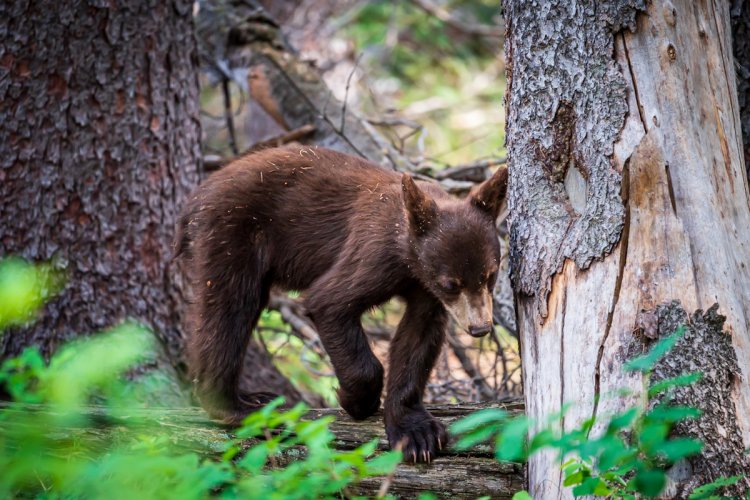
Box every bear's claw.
[385,409,448,464]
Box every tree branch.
[408,0,504,39]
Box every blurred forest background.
[195,0,519,407]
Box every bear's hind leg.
[187,243,275,425]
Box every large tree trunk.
[504,0,750,497]
[0,0,302,404]
[0,0,200,367]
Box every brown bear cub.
[175,145,507,463]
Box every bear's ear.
[401,173,437,234]
[468,166,508,220]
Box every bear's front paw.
[385,408,448,463]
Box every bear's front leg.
[384,288,449,463]
[306,284,384,421]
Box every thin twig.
[222,77,239,155]
[321,88,332,121]
[245,124,317,153]
[408,0,504,38]
[203,124,317,171]
[447,329,496,401]
[377,456,399,498]
[262,56,368,160]
[264,428,278,469]
[433,158,506,181]
[340,53,363,135]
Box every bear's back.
[187,146,406,291]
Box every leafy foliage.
[0,257,62,330]
[450,327,745,499]
[0,258,401,499]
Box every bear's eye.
[439,278,460,294]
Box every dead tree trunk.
[504,0,750,497]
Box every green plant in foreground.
[0,325,401,498]
[0,330,401,499]
[0,257,62,330]
[0,258,402,499]
[451,327,745,499]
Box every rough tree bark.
[0,0,199,364]
[0,0,300,403]
[504,0,750,497]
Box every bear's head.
[401,167,507,338]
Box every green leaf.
[598,439,635,471]
[563,459,587,476]
[646,405,701,424]
[0,258,63,330]
[495,417,530,462]
[608,408,639,431]
[221,444,240,462]
[511,492,532,500]
[41,323,155,409]
[593,480,614,496]
[364,451,402,476]
[572,476,611,496]
[528,428,556,454]
[453,424,498,450]
[354,439,378,458]
[648,372,703,397]
[624,326,686,372]
[639,422,670,452]
[688,475,744,499]
[564,470,586,487]
[449,408,508,435]
[633,469,667,496]
[237,445,269,472]
[655,438,703,463]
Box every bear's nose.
[468,324,493,337]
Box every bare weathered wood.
[505,0,750,497]
[0,402,525,499]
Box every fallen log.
[0,400,525,499]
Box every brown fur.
[175,145,507,462]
